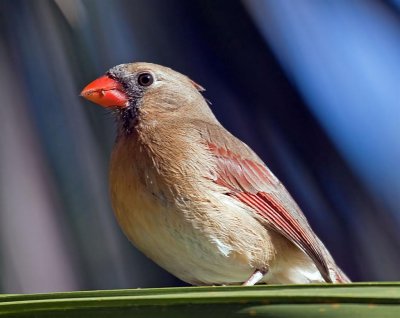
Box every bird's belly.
[109,161,271,284]
[112,192,258,284]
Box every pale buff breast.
[108,134,284,285]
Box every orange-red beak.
[80,75,129,108]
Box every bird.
[80,62,350,285]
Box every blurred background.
[0,0,399,293]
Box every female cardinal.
[81,62,350,285]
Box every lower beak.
[80,75,129,108]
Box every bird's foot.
[242,269,267,286]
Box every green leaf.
[1,282,399,317]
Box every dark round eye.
[137,72,154,87]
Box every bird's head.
[81,62,216,135]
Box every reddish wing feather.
[208,142,331,282]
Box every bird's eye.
[137,72,154,87]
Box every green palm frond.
[1,282,399,317]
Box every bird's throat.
[115,106,139,136]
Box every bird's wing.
[199,122,347,283]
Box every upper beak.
[80,75,129,108]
